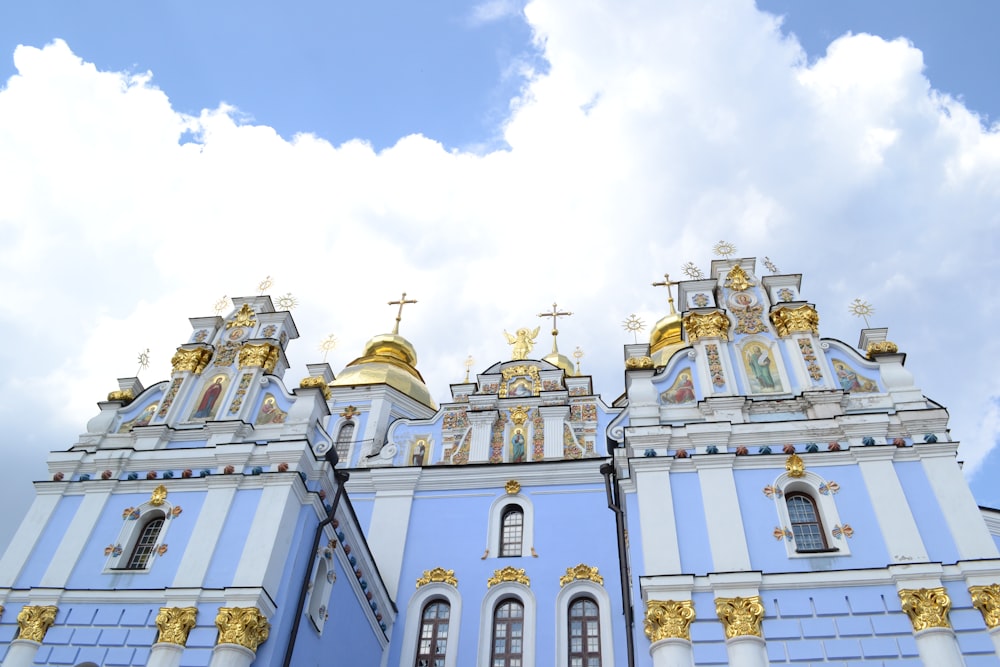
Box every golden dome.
[331,333,436,409]
[543,350,576,376]
[649,304,685,367]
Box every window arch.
[491,598,525,666]
[556,579,614,667]
[786,493,827,551]
[486,494,534,560]
[126,514,164,569]
[770,471,850,558]
[568,596,601,666]
[400,584,463,667]
[335,421,356,464]
[106,499,173,572]
[477,584,535,667]
[415,600,451,667]
[500,507,524,557]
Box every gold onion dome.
[649,311,684,367]
[543,350,576,376]
[330,333,436,409]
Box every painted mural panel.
[742,342,783,393]
[118,402,159,432]
[190,374,229,420]
[832,359,878,393]
[255,392,288,424]
[659,369,696,404]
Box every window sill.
[794,547,840,554]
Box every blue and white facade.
[1,258,999,666]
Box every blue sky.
[0,0,998,546]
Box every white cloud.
[1,0,999,544]
[469,0,523,26]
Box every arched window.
[415,600,450,667]
[491,598,524,667]
[335,422,355,463]
[786,493,826,552]
[500,507,524,557]
[568,596,601,667]
[127,514,164,569]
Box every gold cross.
[388,292,417,334]
[538,302,573,335]
[464,355,475,382]
[651,273,678,314]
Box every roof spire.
[537,302,573,353]
[388,291,418,335]
[651,273,678,315]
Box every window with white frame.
[400,583,463,667]
[415,600,451,667]
[335,421,356,464]
[771,471,849,557]
[500,507,524,557]
[491,598,525,667]
[105,500,173,572]
[556,578,614,667]
[478,584,535,667]
[126,515,164,569]
[487,494,534,559]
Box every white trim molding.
[486,492,535,559]
[478,582,536,667]
[555,578,615,667]
[398,582,463,667]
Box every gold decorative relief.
[238,343,280,374]
[770,305,820,337]
[725,264,754,292]
[340,405,359,419]
[227,303,257,330]
[505,479,521,495]
[171,347,213,375]
[155,607,198,646]
[970,584,1000,628]
[416,567,458,588]
[16,605,57,642]
[899,587,952,631]
[625,356,654,369]
[683,311,731,343]
[299,376,331,400]
[215,607,270,652]
[559,564,603,587]
[488,566,530,588]
[509,406,530,426]
[715,596,764,638]
[504,327,540,361]
[643,599,695,641]
[107,388,135,403]
[150,484,168,506]
[867,340,899,359]
[499,365,541,398]
[785,453,805,478]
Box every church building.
[0,256,998,666]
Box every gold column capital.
[171,346,213,375]
[156,607,198,646]
[238,342,280,374]
[715,596,764,638]
[769,305,820,337]
[215,607,270,652]
[682,311,731,343]
[16,605,58,642]
[970,584,1000,629]
[643,599,695,641]
[899,587,952,631]
[298,376,331,400]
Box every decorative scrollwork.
[156,607,198,646]
[227,303,257,330]
[683,311,731,343]
[16,605,57,642]
[559,564,603,587]
[171,347,213,375]
[499,365,541,398]
[770,305,820,337]
[238,343,280,374]
[715,596,764,638]
[107,388,135,403]
[644,599,695,641]
[970,584,1000,629]
[150,484,168,506]
[785,453,805,478]
[416,567,458,588]
[487,566,530,588]
[725,264,754,292]
[625,356,654,369]
[299,375,331,400]
[505,480,521,495]
[215,607,270,652]
[899,587,952,631]
[867,341,899,359]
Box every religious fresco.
[118,402,159,432]
[742,342,784,393]
[190,374,229,420]
[510,427,527,463]
[408,437,429,466]
[832,359,879,393]
[255,392,288,425]
[659,369,696,404]
[508,378,533,398]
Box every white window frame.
[399,583,463,667]
[478,583,536,667]
[305,544,337,633]
[487,493,534,559]
[104,499,173,572]
[771,470,851,558]
[555,580,615,667]
[333,419,357,466]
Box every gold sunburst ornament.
[623,314,645,343]
[763,256,780,274]
[319,334,337,361]
[849,298,874,328]
[137,349,151,374]
[257,275,273,294]
[681,262,704,279]
[276,293,298,310]
[213,295,230,315]
[713,240,736,259]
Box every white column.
[540,405,568,459]
[467,411,496,463]
[855,449,929,563]
[725,635,768,667]
[40,490,110,587]
[208,644,256,667]
[920,449,999,560]
[988,626,1000,658]
[1,640,41,667]
[649,637,694,667]
[695,458,751,572]
[232,482,298,595]
[634,461,682,575]
[172,484,237,588]
[912,627,966,666]
[0,491,61,584]
[146,643,185,667]
[366,468,419,599]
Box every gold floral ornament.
[785,453,805,478]
[770,305,820,338]
[238,343,280,374]
[715,596,765,638]
[899,587,952,631]
[227,303,258,330]
[509,406,530,426]
[643,599,695,641]
[488,566,530,588]
[150,484,168,506]
[866,341,899,359]
[505,479,521,494]
[171,347,213,375]
[299,376,331,400]
[341,405,359,420]
[156,607,198,646]
[682,311,731,343]
[416,568,458,588]
[559,564,603,587]
[107,388,135,403]
[16,605,58,642]
[724,264,754,292]
[970,584,1000,628]
[215,607,270,652]
[625,356,654,369]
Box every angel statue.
[504,327,540,360]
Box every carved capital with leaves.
[899,587,952,631]
[683,311,731,343]
[969,584,1000,629]
[16,605,57,642]
[238,343,280,374]
[156,607,198,646]
[715,596,764,638]
[769,305,820,337]
[643,599,695,641]
[215,607,270,652]
[171,346,213,375]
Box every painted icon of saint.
[193,376,225,419]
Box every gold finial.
[785,453,805,478]
[644,600,695,641]
[681,262,704,279]
[849,298,874,328]
[464,355,475,382]
[651,273,678,315]
[257,276,273,294]
[137,349,151,375]
[622,314,645,343]
[970,584,1000,628]
[227,303,257,330]
[487,566,530,588]
[505,479,521,494]
[572,346,584,374]
[559,564,603,587]
[150,485,168,506]
[215,607,270,652]
[416,568,458,588]
[763,256,780,274]
[275,293,298,310]
[724,264,754,292]
[388,292,417,335]
[16,605,58,642]
[213,295,230,316]
[899,588,952,631]
[537,302,573,353]
[715,596,764,638]
[713,240,737,259]
[156,607,198,646]
[319,334,337,362]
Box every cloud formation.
[1,0,998,544]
